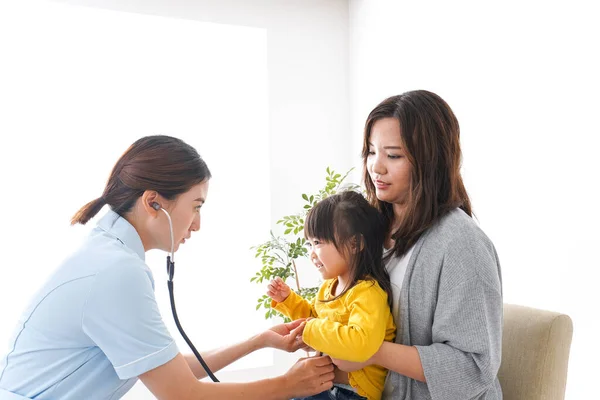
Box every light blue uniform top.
[0,210,179,399]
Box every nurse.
[0,135,334,399]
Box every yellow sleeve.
[302,282,392,362]
[271,290,318,320]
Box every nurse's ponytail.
[70,135,211,225]
[70,196,107,225]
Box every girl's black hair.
[304,190,393,308]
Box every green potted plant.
[250,167,360,322]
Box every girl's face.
[306,238,350,282]
[366,117,412,209]
[160,180,209,253]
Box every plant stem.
[291,259,301,291]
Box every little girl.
[267,191,396,400]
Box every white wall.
[0,0,350,398]
[349,1,599,398]
[54,0,352,223]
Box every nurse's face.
[165,180,209,252]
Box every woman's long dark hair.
[71,135,211,225]
[362,90,472,259]
[304,190,393,308]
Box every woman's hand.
[259,319,307,352]
[267,277,291,303]
[283,355,334,397]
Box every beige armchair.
[498,304,573,400]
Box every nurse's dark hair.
[71,135,211,225]
[362,90,472,259]
[304,190,393,308]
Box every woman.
[0,135,334,399]
[334,90,503,399]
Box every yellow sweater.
[272,279,396,400]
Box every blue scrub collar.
[97,209,146,261]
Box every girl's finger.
[290,321,306,338]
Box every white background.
[1,0,598,399]
[349,1,600,399]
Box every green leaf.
[250,167,358,323]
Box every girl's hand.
[267,277,291,303]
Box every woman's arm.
[331,341,425,382]
[333,281,502,391]
[336,279,502,398]
[372,342,425,382]
[141,352,335,400]
[185,319,307,379]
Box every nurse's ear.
[141,190,162,215]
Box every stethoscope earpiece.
[154,204,175,266]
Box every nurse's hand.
[283,355,334,397]
[259,318,307,352]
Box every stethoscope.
[151,202,220,382]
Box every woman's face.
[162,180,209,252]
[366,118,412,209]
